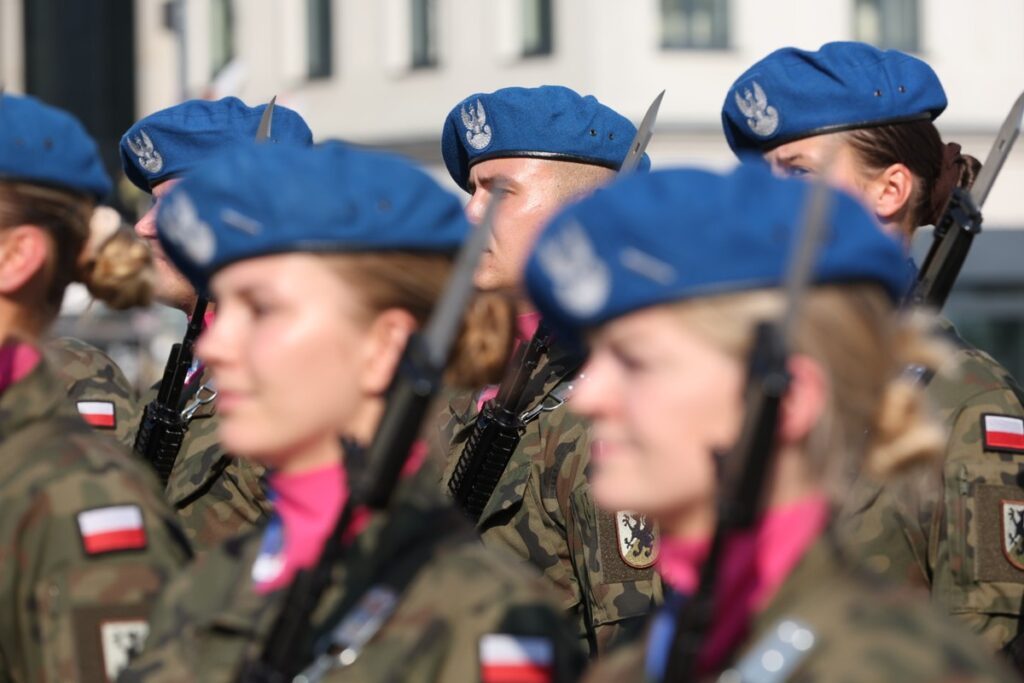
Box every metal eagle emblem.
[460,99,493,151]
[126,128,164,174]
[734,81,780,138]
[616,511,658,569]
[160,191,216,266]
[1003,500,1024,570]
[537,220,611,317]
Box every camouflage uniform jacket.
[585,533,1017,683]
[439,340,662,656]
[140,365,270,552]
[44,336,140,448]
[119,462,585,683]
[840,320,1024,652]
[0,356,191,683]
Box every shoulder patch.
[479,633,553,683]
[77,505,147,556]
[1003,499,1024,571]
[101,620,149,680]
[982,414,1024,453]
[76,400,116,429]
[616,511,658,569]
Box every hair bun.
[77,206,155,309]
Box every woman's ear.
[868,162,914,223]
[0,226,51,294]
[778,353,829,446]
[358,308,418,396]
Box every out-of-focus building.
[2,0,1024,377]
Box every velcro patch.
[479,634,553,683]
[982,414,1024,453]
[975,485,1024,582]
[77,505,147,556]
[77,400,116,429]
[597,509,657,583]
[101,620,149,680]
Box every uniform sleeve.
[547,411,661,654]
[44,338,141,449]
[14,460,190,683]
[931,384,1024,653]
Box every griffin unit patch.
[616,511,658,569]
[1003,500,1024,571]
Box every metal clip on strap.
[181,383,218,421]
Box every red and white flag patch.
[77,505,147,556]
[77,400,116,429]
[479,634,553,683]
[983,414,1024,453]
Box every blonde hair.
[671,284,947,495]
[0,181,153,331]
[321,251,516,388]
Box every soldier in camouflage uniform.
[0,92,191,682]
[438,85,662,656]
[44,335,141,447]
[119,98,313,550]
[523,163,1016,682]
[722,42,1024,660]
[122,141,584,681]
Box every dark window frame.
[522,0,554,58]
[307,0,333,80]
[410,0,438,70]
[660,0,730,51]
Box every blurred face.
[134,179,199,313]
[464,158,579,296]
[197,254,377,470]
[572,306,745,537]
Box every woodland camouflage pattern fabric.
[0,357,191,683]
[438,341,662,655]
[585,535,1018,683]
[141,365,270,552]
[44,336,140,448]
[839,321,1024,654]
[119,463,585,683]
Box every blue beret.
[722,41,947,156]
[156,141,469,294]
[0,93,111,200]
[441,85,649,192]
[120,97,313,192]
[525,163,909,342]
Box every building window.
[410,0,437,69]
[661,0,729,50]
[307,0,333,79]
[522,0,553,57]
[210,0,235,77]
[854,0,919,52]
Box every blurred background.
[1,0,1023,387]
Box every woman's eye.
[784,165,813,178]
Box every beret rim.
[749,111,936,152]
[467,149,623,172]
[0,171,103,201]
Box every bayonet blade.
[970,89,1024,207]
[255,95,277,142]
[620,90,665,174]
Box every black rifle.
[660,171,833,681]
[448,324,553,520]
[132,97,277,486]
[446,90,664,521]
[906,90,1024,311]
[237,186,505,683]
[133,297,208,486]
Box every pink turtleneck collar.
[657,495,829,675]
[0,341,41,395]
[252,441,430,594]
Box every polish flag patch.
[77,505,147,556]
[76,401,116,429]
[479,634,553,683]
[983,414,1024,453]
